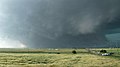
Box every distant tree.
[100,50,107,53]
[72,50,77,54]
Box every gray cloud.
[0,0,120,48]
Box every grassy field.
[0,48,119,67]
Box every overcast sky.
[0,0,120,48]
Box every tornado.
[0,0,120,48]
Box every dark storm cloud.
[0,0,120,48]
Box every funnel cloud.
[0,0,120,48]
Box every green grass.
[0,48,119,67]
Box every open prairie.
[0,48,119,67]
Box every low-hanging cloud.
[0,0,120,48]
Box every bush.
[100,50,107,53]
[72,50,77,54]
[57,53,60,54]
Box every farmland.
[0,48,119,67]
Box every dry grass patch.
[0,48,119,67]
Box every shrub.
[72,50,77,54]
[57,53,60,54]
[100,50,107,53]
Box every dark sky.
[0,0,120,48]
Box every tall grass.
[0,48,119,67]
